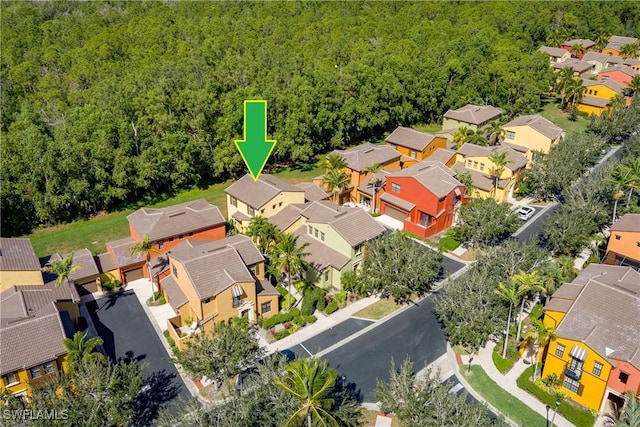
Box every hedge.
[276,285,288,297]
[274,329,291,340]
[294,316,306,326]
[301,287,326,315]
[262,313,294,329]
[325,301,339,314]
[517,366,596,427]
[281,294,297,310]
[303,315,317,324]
[492,351,515,374]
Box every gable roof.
[268,203,307,231]
[457,143,528,171]
[549,264,640,368]
[599,65,639,78]
[583,51,620,64]
[0,238,41,272]
[160,275,188,311]
[105,237,145,268]
[427,148,457,165]
[451,164,509,191]
[503,114,564,140]
[443,104,501,125]
[225,174,304,209]
[62,249,99,282]
[582,78,625,94]
[561,39,596,49]
[388,161,462,199]
[552,59,593,73]
[170,235,264,268]
[127,199,225,241]
[385,127,439,151]
[292,227,350,271]
[538,46,570,58]
[579,96,610,108]
[611,214,640,233]
[330,143,401,172]
[295,182,330,202]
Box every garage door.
[384,205,408,221]
[76,280,98,296]
[124,267,144,283]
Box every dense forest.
[2,1,639,235]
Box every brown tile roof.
[552,59,593,73]
[543,298,573,313]
[105,238,145,268]
[388,161,462,199]
[443,104,501,126]
[599,65,639,78]
[95,253,117,273]
[295,182,330,202]
[504,114,564,140]
[611,214,640,233]
[292,227,350,271]
[552,264,640,368]
[583,78,625,94]
[0,238,41,271]
[428,148,457,164]
[579,96,610,108]
[624,58,640,66]
[300,201,343,223]
[357,171,388,196]
[268,203,306,231]
[451,164,508,191]
[149,255,170,278]
[330,143,401,172]
[381,193,416,212]
[0,303,74,374]
[457,143,528,171]
[171,235,264,268]
[160,275,188,311]
[225,174,304,209]
[386,127,438,151]
[605,36,639,51]
[561,39,596,49]
[256,279,279,297]
[0,291,28,325]
[62,249,99,282]
[127,199,225,242]
[503,142,529,153]
[583,51,617,64]
[232,211,252,222]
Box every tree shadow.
[131,369,183,426]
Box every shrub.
[492,351,515,374]
[289,307,300,317]
[274,329,290,340]
[294,316,306,326]
[281,294,297,310]
[163,330,169,338]
[529,303,544,321]
[333,291,347,308]
[157,295,166,305]
[101,279,122,292]
[262,313,294,329]
[303,315,317,324]
[439,235,461,252]
[325,301,339,314]
[316,291,327,311]
[301,288,326,315]
[276,285,288,297]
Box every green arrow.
[234,100,277,181]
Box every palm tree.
[610,94,627,114]
[592,30,609,51]
[628,75,640,98]
[619,43,640,59]
[324,153,347,173]
[363,162,383,213]
[44,253,83,288]
[610,158,640,204]
[523,320,556,381]
[274,358,339,427]
[495,281,519,359]
[569,43,586,58]
[488,151,511,200]
[270,233,310,299]
[63,331,106,371]
[466,129,488,146]
[565,78,585,111]
[512,270,544,342]
[457,171,476,197]
[129,233,160,300]
[247,216,278,255]
[556,67,575,105]
[453,126,472,149]
[323,169,351,205]
[484,120,505,146]
[615,391,640,427]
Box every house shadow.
[131,369,183,426]
[84,299,116,359]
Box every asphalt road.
[86,291,190,423]
[289,318,373,356]
[515,203,559,245]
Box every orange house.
[604,214,640,269]
[385,127,449,167]
[597,65,639,88]
[602,36,639,57]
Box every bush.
[163,330,169,338]
[276,285,288,297]
[294,316,306,326]
[301,287,326,315]
[101,279,122,292]
[289,307,300,317]
[492,351,515,374]
[530,303,543,321]
[262,313,294,329]
[274,329,291,340]
[333,291,347,308]
[517,367,596,427]
[439,235,461,252]
[325,301,339,314]
[303,315,317,324]
[281,294,297,310]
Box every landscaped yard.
[538,102,589,135]
[353,298,403,320]
[412,123,443,134]
[26,165,324,257]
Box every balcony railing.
[564,365,582,381]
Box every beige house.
[441,104,502,131]
[583,52,624,74]
[502,114,565,161]
[538,46,572,64]
[225,174,305,232]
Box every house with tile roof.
[442,104,502,131]
[379,161,465,238]
[0,238,45,292]
[560,39,596,58]
[541,264,640,415]
[603,214,640,270]
[225,174,305,232]
[452,143,528,203]
[551,59,595,77]
[160,235,278,348]
[577,78,629,116]
[295,182,330,202]
[538,46,572,64]
[384,127,449,167]
[502,114,565,161]
[583,52,624,73]
[602,36,639,58]
[597,65,639,88]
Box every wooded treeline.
[2,1,639,235]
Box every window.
[619,372,629,384]
[506,131,515,140]
[172,266,178,278]
[248,207,255,216]
[4,372,18,385]
[261,209,265,214]
[308,225,312,235]
[272,204,276,210]
[355,244,362,256]
[563,376,580,393]
[230,197,237,207]
[473,161,478,169]
[615,234,621,240]
[391,183,401,193]
[232,295,242,308]
[466,159,472,167]
[261,302,271,314]
[594,90,598,96]
[314,229,319,238]
[419,211,432,227]
[555,343,565,358]
[188,232,193,236]
[203,298,211,304]
[44,362,54,375]
[158,240,164,249]
[409,150,417,159]
[249,265,256,276]
[279,202,283,207]
[637,241,640,247]
[588,89,592,95]
[480,163,485,171]
[324,271,329,282]
[169,237,174,242]
[320,232,325,241]
[30,367,41,379]
[593,362,603,377]
[569,357,584,374]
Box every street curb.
[512,201,558,237]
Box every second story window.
[232,295,242,308]
[480,163,485,171]
[314,228,319,238]
[320,232,325,241]
[230,197,237,207]
[248,207,255,216]
[355,244,362,256]
[409,150,417,159]
[391,183,401,193]
[44,362,54,375]
[30,367,41,379]
[615,234,621,240]
[592,362,603,377]
[158,240,164,249]
[555,343,565,358]
[506,131,515,140]
[4,372,18,385]
[172,266,178,278]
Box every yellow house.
[538,46,572,64]
[541,264,640,413]
[161,235,279,348]
[452,143,527,202]
[442,104,502,132]
[502,115,565,161]
[225,174,306,232]
[577,96,611,117]
[0,238,44,292]
[385,127,450,167]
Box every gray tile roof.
[561,39,596,49]
[232,211,252,222]
[611,214,640,233]
[170,235,264,268]
[443,104,501,126]
[605,36,639,51]
[385,127,438,151]
[451,164,508,191]
[583,52,616,64]
[256,279,279,297]
[538,46,570,58]
[292,227,350,271]
[295,182,330,202]
[0,291,28,326]
[457,143,528,171]
[427,148,457,165]
[0,238,41,271]
[95,253,117,273]
[579,96,610,108]
[225,174,304,209]
[268,203,306,231]
[357,171,388,196]
[105,238,145,268]
[0,303,73,374]
[381,193,416,212]
[160,275,188,311]
[543,298,573,313]
[388,161,462,199]
[503,142,529,153]
[64,249,99,282]
[300,201,344,223]
[552,59,593,73]
[127,199,225,242]
[504,114,564,140]
[330,143,401,172]
[551,264,640,368]
[582,78,625,94]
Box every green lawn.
[412,123,443,133]
[463,366,549,427]
[26,165,324,257]
[538,103,589,135]
[353,298,402,320]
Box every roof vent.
[168,211,186,218]
[364,149,375,154]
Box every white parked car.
[518,206,536,221]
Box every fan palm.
[129,234,161,300]
[495,281,519,358]
[63,332,106,371]
[270,233,310,298]
[274,358,339,427]
[323,169,351,205]
[619,43,640,59]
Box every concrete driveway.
[85,291,190,424]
